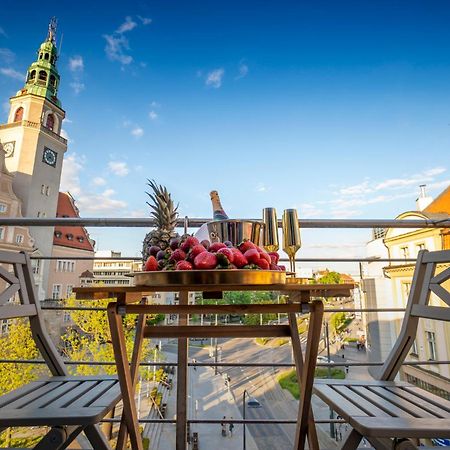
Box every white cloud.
[0,67,23,80]
[255,182,268,192]
[0,48,14,63]
[60,129,72,143]
[137,16,152,25]
[150,101,160,107]
[131,126,144,138]
[149,110,158,120]
[236,62,249,80]
[70,81,85,95]
[339,180,372,196]
[108,161,129,176]
[129,208,147,217]
[69,55,84,72]
[205,68,224,88]
[116,16,138,34]
[93,177,106,186]
[103,34,133,65]
[63,117,73,124]
[0,27,7,38]
[61,153,128,216]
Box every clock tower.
[0,18,67,299]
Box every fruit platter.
[134,236,287,287]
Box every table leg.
[295,300,324,450]
[116,299,148,450]
[176,291,189,450]
[288,298,319,450]
[107,303,144,450]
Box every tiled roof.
[424,186,450,214]
[53,192,94,252]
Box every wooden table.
[74,282,353,450]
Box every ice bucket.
[207,219,263,246]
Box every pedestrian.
[221,416,227,437]
[345,365,349,374]
[229,417,234,437]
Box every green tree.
[63,298,151,376]
[317,271,341,284]
[0,319,42,395]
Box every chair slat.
[68,380,118,408]
[333,385,391,417]
[422,250,450,263]
[3,382,64,409]
[0,304,37,320]
[0,382,47,407]
[410,304,450,321]
[385,387,450,418]
[402,386,450,413]
[313,384,369,417]
[24,381,83,409]
[350,386,415,418]
[48,381,99,408]
[431,266,450,285]
[89,381,120,408]
[430,283,450,307]
[368,386,437,418]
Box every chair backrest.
[0,250,67,376]
[379,249,450,381]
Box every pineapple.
[142,180,180,261]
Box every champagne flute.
[262,208,279,252]
[282,209,301,275]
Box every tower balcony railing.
[0,215,450,448]
[0,120,67,145]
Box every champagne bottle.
[210,190,229,220]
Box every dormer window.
[54,231,62,238]
[66,233,74,240]
[77,236,85,243]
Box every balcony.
[0,120,67,145]
[0,215,449,449]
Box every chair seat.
[0,376,121,427]
[314,379,450,439]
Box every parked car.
[317,355,335,364]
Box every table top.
[73,282,354,303]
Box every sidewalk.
[156,356,258,450]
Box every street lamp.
[243,389,248,450]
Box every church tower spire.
[21,17,61,107]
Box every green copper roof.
[20,18,62,108]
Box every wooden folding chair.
[0,251,121,449]
[314,249,450,450]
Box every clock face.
[43,147,57,167]
[2,141,15,158]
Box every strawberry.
[169,249,186,262]
[256,258,270,270]
[268,252,280,264]
[176,260,193,270]
[144,256,158,271]
[231,248,248,268]
[244,248,260,264]
[209,242,227,253]
[239,240,256,253]
[194,252,218,270]
[217,247,234,263]
[189,244,207,260]
[258,251,271,264]
[180,236,199,252]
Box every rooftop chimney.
[416,184,433,211]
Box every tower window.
[49,75,56,87]
[28,70,36,81]
[44,53,49,60]
[50,56,55,64]
[14,107,24,122]
[46,114,55,131]
[38,71,47,82]
[39,53,43,60]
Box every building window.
[38,71,47,82]
[44,53,49,60]
[46,114,55,131]
[57,260,75,273]
[32,259,41,275]
[410,340,418,356]
[41,184,46,194]
[0,203,7,213]
[402,282,411,302]
[63,310,71,323]
[66,234,73,241]
[28,70,36,81]
[400,246,410,260]
[45,186,50,196]
[66,285,73,298]
[416,243,426,255]
[14,107,24,122]
[0,228,4,240]
[0,319,9,336]
[426,331,437,361]
[49,75,56,87]
[52,284,61,300]
[15,234,24,244]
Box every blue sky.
[1,1,449,269]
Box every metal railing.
[1,215,449,437]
